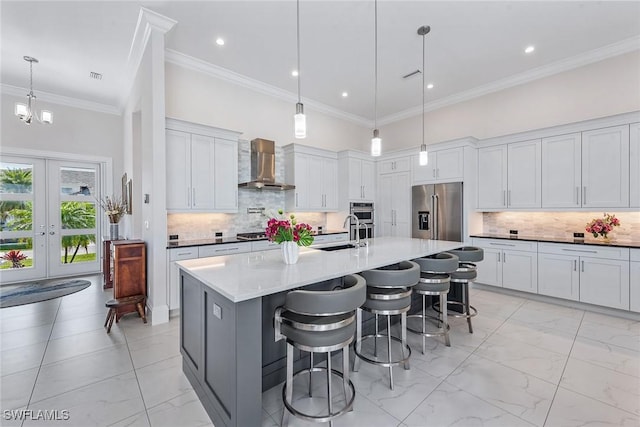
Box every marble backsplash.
[167,140,328,240]
[482,211,640,242]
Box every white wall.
[380,51,640,151]
[164,62,371,152]
[0,94,123,179]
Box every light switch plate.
[213,303,222,319]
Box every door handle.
[49,231,55,235]
[39,232,46,236]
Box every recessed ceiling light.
[216,38,225,46]
[291,70,299,77]
[427,83,434,89]
[525,45,535,54]
[341,92,348,98]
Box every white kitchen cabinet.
[198,242,252,257]
[285,145,338,212]
[344,157,375,201]
[379,157,411,174]
[477,145,507,209]
[471,238,538,293]
[630,249,640,313]
[581,125,629,208]
[166,119,240,212]
[507,139,541,208]
[167,247,199,310]
[412,147,464,184]
[537,243,630,310]
[541,133,582,208]
[630,123,640,208]
[378,171,410,237]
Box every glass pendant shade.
[41,110,53,124]
[371,129,381,157]
[15,56,52,125]
[419,143,429,166]
[294,103,306,139]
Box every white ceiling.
[2,1,639,125]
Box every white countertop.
[177,237,463,302]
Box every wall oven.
[350,202,374,241]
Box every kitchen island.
[177,236,463,427]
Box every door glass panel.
[1,201,33,231]
[1,237,34,269]
[59,167,95,196]
[0,162,33,194]
[60,201,96,229]
[60,233,97,264]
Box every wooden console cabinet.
[110,240,146,319]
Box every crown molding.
[165,49,373,128]
[1,84,120,115]
[379,35,640,126]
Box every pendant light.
[418,26,430,166]
[294,0,306,139]
[15,56,53,125]
[370,0,381,157]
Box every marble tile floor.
[1,274,639,427]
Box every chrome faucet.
[343,214,361,248]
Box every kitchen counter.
[166,229,348,249]
[470,233,640,249]
[177,237,463,427]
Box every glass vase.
[110,223,119,240]
[281,241,300,264]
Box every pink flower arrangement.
[585,213,620,239]
[265,210,314,246]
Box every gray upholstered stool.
[410,253,460,350]
[274,274,366,427]
[437,247,484,334]
[354,261,420,390]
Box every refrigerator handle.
[433,193,439,240]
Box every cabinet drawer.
[631,248,640,262]
[169,247,199,261]
[313,233,349,244]
[538,242,629,260]
[251,240,281,252]
[199,243,251,257]
[471,238,537,252]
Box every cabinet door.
[436,148,464,181]
[190,134,216,210]
[166,130,191,210]
[474,248,502,286]
[361,160,375,201]
[630,261,640,313]
[582,125,630,208]
[541,133,582,208]
[378,174,393,237]
[507,140,541,208]
[308,156,324,210]
[347,158,363,200]
[630,123,640,208]
[477,146,507,209]
[293,153,310,210]
[502,250,538,293]
[213,138,238,211]
[322,158,338,210]
[413,153,437,183]
[392,172,411,237]
[538,253,579,301]
[579,257,630,310]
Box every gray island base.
[177,237,463,427]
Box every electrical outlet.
[573,232,584,239]
[509,230,518,235]
[169,234,179,240]
[215,232,223,238]
[213,303,222,319]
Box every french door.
[0,156,102,283]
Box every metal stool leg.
[309,352,313,397]
[282,344,294,427]
[441,292,450,346]
[421,294,427,354]
[327,352,333,427]
[342,347,352,412]
[401,312,409,370]
[386,315,393,390]
[374,314,379,357]
[463,282,473,333]
[353,309,362,372]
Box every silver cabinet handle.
[503,252,506,263]
[576,187,580,205]
[437,168,440,178]
[583,187,586,205]
[581,260,585,273]
[508,190,511,206]
[192,188,196,206]
[503,190,506,206]
[573,260,577,271]
[433,169,436,178]
[295,193,298,207]
[177,252,192,256]
[187,187,191,206]
[489,242,516,247]
[561,248,597,254]
[497,252,501,262]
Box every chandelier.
[15,56,53,125]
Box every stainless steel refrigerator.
[412,182,463,241]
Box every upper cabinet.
[338,152,376,203]
[165,119,240,213]
[541,125,630,209]
[378,157,411,174]
[631,123,640,208]
[478,140,541,209]
[284,144,338,212]
[412,147,464,183]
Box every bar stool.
[410,252,460,350]
[437,247,484,334]
[274,274,366,427]
[354,261,420,390]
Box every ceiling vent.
[402,69,421,79]
[89,71,103,80]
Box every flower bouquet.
[97,195,126,224]
[265,210,314,264]
[585,213,620,239]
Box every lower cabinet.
[471,238,538,293]
[631,249,640,313]
[537,243,630,310]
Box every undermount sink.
[314,243,358,251]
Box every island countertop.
[177,236,463,302]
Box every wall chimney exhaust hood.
[238,138,295,190]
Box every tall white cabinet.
[284,144,338,212]
[628,123,640,208]
[378,170,411,237]
[338,152,375,202]
[165,119,239,212]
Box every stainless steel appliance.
[236,232,268,240]
[349,202,374,241]
[412,182,463,241]
[237,139,295,190]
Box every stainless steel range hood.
[238,138,295,190]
